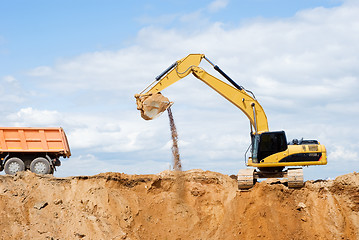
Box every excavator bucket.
[135,92,172,120]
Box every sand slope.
[0,170,358,240]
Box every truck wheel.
[30,157,51,175]
[4,157,25,175]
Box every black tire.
[30,157,51,175]
[4,157,25,175]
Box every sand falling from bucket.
[167,106,182,171]
[167,106,185,201]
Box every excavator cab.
[251,131,288,163]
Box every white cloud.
[28,66,53,76]
[329,146,358,162]
[7,107,62,126]
[26,48,163,95]
[4,107,171,155]
[0,76,26,107]
[207,0,229,13]
[3,75,16,83]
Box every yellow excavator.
[135,54,327,188]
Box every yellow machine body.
[247,144,327,168]
[135,54,327,182]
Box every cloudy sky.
[1,0,358,180]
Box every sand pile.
[0,170,358,240]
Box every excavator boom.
[135,54,269,134]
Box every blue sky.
[1,0,358,180]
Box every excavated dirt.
[0,170,358,240]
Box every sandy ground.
[0,170,358,240]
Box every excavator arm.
[135,54,269,134]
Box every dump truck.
[0,127,71,175]
[135,54,327,188]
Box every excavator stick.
[135,92,172,120]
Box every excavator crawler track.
[237,168,255,189]
[287,168,304,188]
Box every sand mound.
[0,170,358,239]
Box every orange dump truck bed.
[0,127,71,157]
